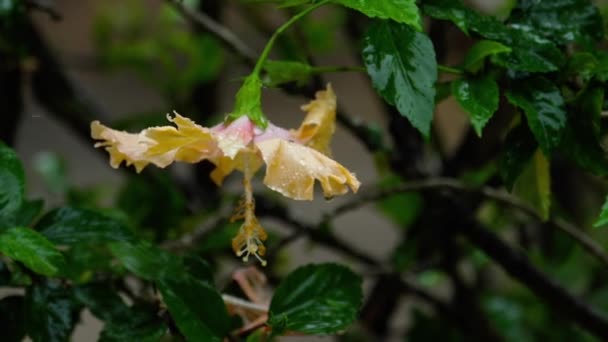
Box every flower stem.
[252,0,330,76]
[437,64,463,75]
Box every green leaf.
[74,285,167,341]
[158,276,230,341]
[25,282,81,342]
[0,296,26,342]
[62,244,114,283]
[0,227,65,276]
[513,149,551,220]
[13,199,44,227]
[500,124,538,191]
[263,60,312,87]
[566,52,599,81]
[117,174,186,240]
[363,20,437,138]
[452,74,499,136]
[37,207,134,245]
[99,304,167,342]
[463,40,511,73]
[594,196,608,228]
[423,0,565,72]
[332,0,422,30]
[231,75,267,128]
[489,30,565,72]
[109,241,181,280]
[505,77,566,156]
[268,263,363,334]
[74,284,128,322]
[508,0,603,44]
[560,87,608,176]
[0,142,25,229]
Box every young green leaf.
[0,142,25,229]
[463,40,511,73]
[363,20,437,138]
[37,207,135,245]
[508,0,603,45]
[332,0,421,30]
[505,77,566,156]
[25,282,82,342]
[452,74,499,137]
[0,227,66,277]
[268,263,363,335]
[513,149,551,220]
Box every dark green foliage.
[25,282,82,342]
[4,0,608,340]
[268,263,362,334]
[363,20,437,137]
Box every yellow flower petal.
[256,139,360,201]
[91,112,218,172]
[210,150,263,186]
[91,121,156,172]
[294,84,336,156]
[145,113,218,165]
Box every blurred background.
[6,0,608,340]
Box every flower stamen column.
[231,152,268,266]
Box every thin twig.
[327,178,608,269]
[166,0,257,66]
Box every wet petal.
[214,116,255,159]
[256,139,360,201]
[210,149,264,186]
[91,112,218,172]
[91,121,157,172]
[293,84,336,155]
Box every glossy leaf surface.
[363,20,437,138]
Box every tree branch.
[166,0,257,66]
[461,221,608,339]
[327,178,608,269]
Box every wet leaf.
[0,142,24,229]
[25,282,81,342]
[508,0,603,45]
[37,207,135,245]
[363,20,437,138]
[268,263,362,334]
[333,0,421,30]
[452,74,499,136]
[500,124,538,191]
[505,77,566,156]
[463,40,511,73]
[0,227,65,277]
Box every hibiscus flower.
[91,85,360,265]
